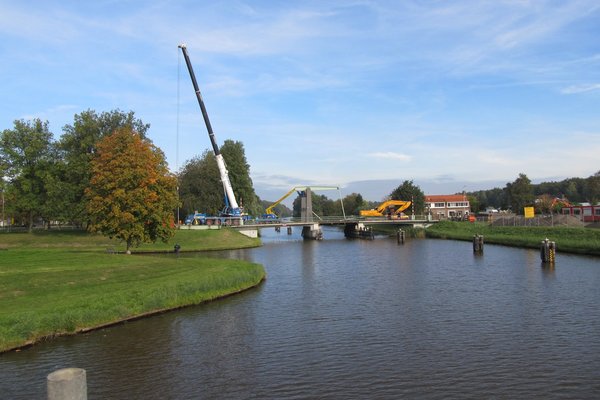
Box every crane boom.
[178,44,240,215]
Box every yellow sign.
[524,206,535,219]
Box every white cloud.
[561,83,600,94]
[368,152,412,162]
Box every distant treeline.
[466,172,600,213]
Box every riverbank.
[0,229,264,353]
[425,221,600,256]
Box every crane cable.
[176,47,181,225]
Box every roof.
[425,194,467,202]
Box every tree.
[342,193,365,216]
[505,173,534,214]
[85,127,178,253]
[178,140,260,217]
[178,151,223,217]
[390,180,425,215]
[220,140,261,216]
[58,109,150,226]
[467,195,480,213]
[535,194,554,214]
[0,119,55,231]
[586,170,600,205]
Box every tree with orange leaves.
[85,127,178,253]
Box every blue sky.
[1,0,599,201]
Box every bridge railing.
[282,215,431,224]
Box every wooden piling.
[473,234,484,254]
[540,238,556,263]
[397,229,405,244]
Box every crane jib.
[180,45,221,156]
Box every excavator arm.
[360,200,411,217]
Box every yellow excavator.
[360,200,411,218]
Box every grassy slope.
[0,229,264,352]
[425,221,600,256]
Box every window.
[434,202,445,208]
[448,202,469,208]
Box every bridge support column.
[302,224,322,240]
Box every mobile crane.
[178,44,242,218]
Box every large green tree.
[342,192,365,216]
[178,140,260,217]
[505,173,534,214]
[586,170,600,205]
[59,109,150,226]
[85,127,178,252]
[390,180,425,215]
[178,151,223,217]
[220,140,261,216]
[0,119,55,231]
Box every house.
[561,203,600,222]
[425,194,470,220]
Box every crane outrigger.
[178,44,242,218]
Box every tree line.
[1,110,179,251]
[468,171,600,215]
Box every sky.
[1,0,599,202]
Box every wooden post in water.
[473,234,484,254]
[397,229,405,244]
[47,368,87,400]
[540,238,556,263]
[287,226,292,235]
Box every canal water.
[2,227,600,399]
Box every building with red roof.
[425,194,470,220]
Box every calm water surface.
[2,227,600,399]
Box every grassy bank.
[0,229,264,353]
[425,221,600,256]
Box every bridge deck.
[236,217,436,229]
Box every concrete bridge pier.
[302,224,323,240]
[299,187,323,240]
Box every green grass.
[425,221,600,256]
[0,229,264,352]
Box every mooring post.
[397,229,405,244]
[47,368,87,400]
[473,234,484,254]
[540,238,556,263]
[287,226,292,235]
